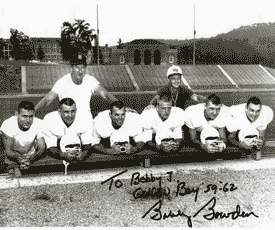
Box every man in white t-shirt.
[0,101,46,177]
[227,96,273,153]
[92,101,144,155]
[185,94,228,154]
[35,54,121,122]
[140,94,186,152]
[43,98,94,162]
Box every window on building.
[3,44,12,60]
[144,49,151,65]
[169,55,174,63]
[134,49,141,65]
[154,50,161,65]
[53,44,57,48]
[120,55,125,64]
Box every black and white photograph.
[1,0,275,227]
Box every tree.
[60,19,96,62]
[117,38,123,49]
[0,38,6,59]
[9,28,35,61]
[37,44,45,61]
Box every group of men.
[0,54,273,176]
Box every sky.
[1,0,275,46]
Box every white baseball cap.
[110,130,129,146]
[200,127,220,144]
[155,128,176,145]
[167,65,183,78]
[60,133,81,152]
[238,126,259,142]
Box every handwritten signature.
[142,196,259,228]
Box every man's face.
[204,101,222,120]
[58,104,77,126]
[169,74,181,88]
[157,100,172,121]
[245,103,261,122]
[71,64,86,85]
[110,106,126,128]
[17,109,34,131]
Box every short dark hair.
[59,98,76,107]
[157,94,172,105]
[247,96,262,107]
[18,101,35,113]
[70,53,87,66]
[110,101,125,113]
[206,94,221,106]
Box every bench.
[3,143,274,177]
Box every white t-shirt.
[93,110,143,146]
[52,73,100,115]
[185,103,230,132]
[140,107,186,142]
[0,116,44,156]
[43,111,93,148]
[226,103,274,132]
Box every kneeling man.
[227,96,273,154]
[43,98,93,162]
[185,94,228,154]
[92,101,144,155]
[140,94,186,152]
[0,101,46,176]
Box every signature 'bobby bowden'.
[143,196,259,228]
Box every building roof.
[125,39,166,46]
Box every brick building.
[2,38,178,65]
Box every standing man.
[35,54,122,122]
[0,101,46,177]
[145,65,207,111]
[185,94,228,154]
[140,94,186,152]
[43,98,94,162]
[92,101,144,155]
[227,96,273,156]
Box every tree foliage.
[117,38,123,49]
[0,38,6,59]
[36,44,45,61]
[9,28,35,61]
[60,19,96,62]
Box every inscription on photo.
[101,170,259,228]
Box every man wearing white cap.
[227,96,273,153]
[92,101,144,155]
[140,94,186,152]
[185,94,228,154]
[43,98,93,162]
[0,101,46,177]
[145,65,206,111]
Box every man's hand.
[256,138,264,150]
[19,155,31,170]
[125,107,138,114]
[240,138,255,150]
[75,151,88,161]
[143,105,155,112]
[204,141,220,153]
[110,143,122,155]
[62,149,80,162]
[124,143,134,154]
[160,141,174,152]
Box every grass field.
[0,167,275,227]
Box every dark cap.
[70,53,87,66]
